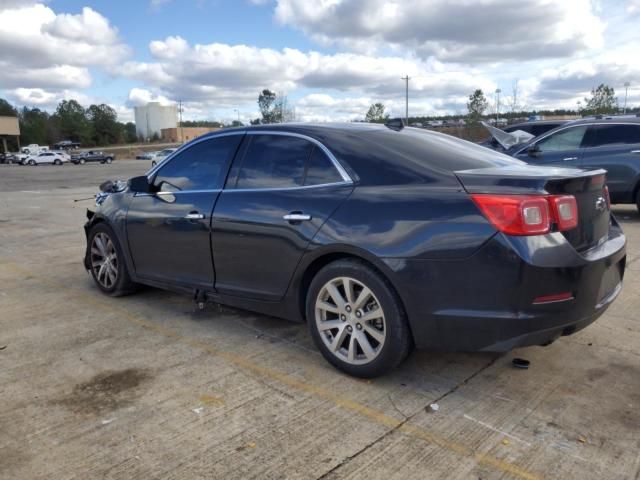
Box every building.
[0,115,20,153]
[161,127,220,143]
[134,102,178,140]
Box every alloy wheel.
[315,276,386,365]
[90,232,118,289]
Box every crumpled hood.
[481,121,534,150]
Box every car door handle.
[631,150,640,154]
[185,212,205,220]
[562,157,578,161]
[283,213,312,222]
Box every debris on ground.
[512,358,530,369]
[427,403,439,413]
[192,407,204,414]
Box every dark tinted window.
[304,147,342,185]
[591,125,640,147]
[235,135,313,188]
[154,135,241,191]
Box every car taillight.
[549,195,578,231]
[471,194,579,236]
[470,194,550,235]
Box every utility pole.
[401,76,410,124]
[178,100,184,143]
[623,82,630,114]
[495,88,501,125]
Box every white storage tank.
[134,102,178,140]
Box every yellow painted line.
[2,262,542,480]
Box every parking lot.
[1,161,639,480]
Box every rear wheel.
[307,259,411,378]
[54,159,62,165]
[88,223,137,296]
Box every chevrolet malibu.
[83,123,626,377]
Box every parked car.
[498,116,640,212]
[83,123,625,377]
[22,144,49,155]
[25,151,70,165]
[53,140,81,150]
[150,148,177,166]
[71,151,115,164]
[480,120,569,149]
[135,151,159,160]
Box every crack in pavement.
[315,354,503,479]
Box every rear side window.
[304,147,343,186]
[235,135,313,188]
[153,135,242,191]
[536,126,588,152]
[590,125,640,147]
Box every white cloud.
[127,87,173,107]
[628,0,640,14]
[119,37,496,115]
[272,0,604,62]
[0,3,129,93]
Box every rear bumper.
[387,223,626,352]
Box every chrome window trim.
[514,122,640,155]
[134,189,222,197]
[225,181,352,193]
[243,130,353,184]
[142,128,354,194]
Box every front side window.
[235,135,313,189]
[153,135,242,191]
[535,126,588,152]
[590,124,640,147]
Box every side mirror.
[128,175,152,193]
[527,145,540,157]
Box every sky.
[0,0,639,124]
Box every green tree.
[53,99,91,144]
[0,98,17,117]
[583,83,618,115]
[19,107,51,146]
[122,122,137,143]
[86,103,120,145]
[258,89,282,124]
[365,103,389,123]
[466,89,488,124]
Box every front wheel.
[307,259,411,378]
[28,160,35,166]
[105,157,113,164]
[79,158,86,164]
[88,223,137,296]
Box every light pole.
[623,82,630,114]
[495,88,501,125]
[401,76,410,124]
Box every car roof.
[563,114,640,126]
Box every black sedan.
[83,123,626,377]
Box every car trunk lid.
[455,164,610,252]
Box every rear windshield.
[320,127,523,186]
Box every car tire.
[636,190,640,214]
[306,259,412,378]
[28,160,35,166]
[105,157,113,164]
[87,223,137,297]
[80,158,86,164]
[54,159,62,165]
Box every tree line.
[0,97,137,150]
[362,83,636,126]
